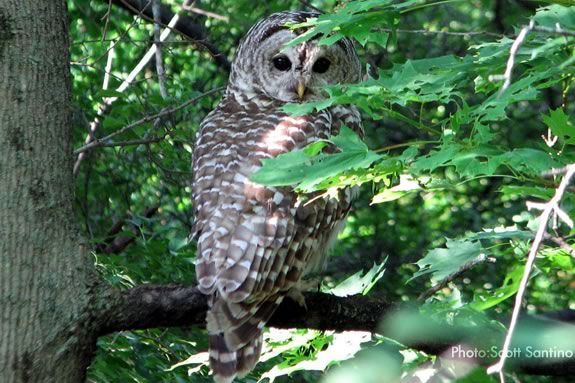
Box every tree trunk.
[0,1,99,381]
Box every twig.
[74,0,152,66]
[73,41,116,175]
[487,164,575,379]
[542,165,575,177]
[73,86,225,154]
[418,254,496,301]
[152,0,169,99]
[88,136,165,149]
[491,20,534,94]
[383,28,504,38]
[102,41,114,91]
[182,4,229,22]
[73,39,208,45]
[374,140,439,153]
[532,25,575,38]
[544,233,575,257]
[101,0,113,41]
[490,22,575,94]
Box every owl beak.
[296,80,306,100]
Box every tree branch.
[109,0,231,71]
[99,285,575,376]
[95,206,159,254]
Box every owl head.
[228,11,361,102]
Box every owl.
[191,11,362,382]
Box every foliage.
[69,0,575,382]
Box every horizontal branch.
[99,284,575,376]
[109,0,231,71]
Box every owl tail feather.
[208,294,285,381]
[209,332,263,383]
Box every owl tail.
[207,294,284,382]
[209,332,263,383]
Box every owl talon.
[287,288,307,310]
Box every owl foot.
[287,288,307,310]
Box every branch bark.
[100,285,575,376]
[109,0,231,71]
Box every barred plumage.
[191,11,362,382]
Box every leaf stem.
[374,140,438,153]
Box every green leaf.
[371,175,421,204]
[411,239,483,284]
[501,148,564,176]
[470,265,526,311]
[466,226,533,242]
[303,140,328,156]
[543,108,575,145]
[329,260,387,297]
[450,145,505,177]
[250,127,381,192]
[411,143,461,173]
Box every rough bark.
[0,2,100,382]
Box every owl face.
[229,12,361,103]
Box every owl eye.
[313,57,331,73]
[272,55,292,71]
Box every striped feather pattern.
[191,11,362,382]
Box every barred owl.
[192,11,362,382]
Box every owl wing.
[330,104,364,137]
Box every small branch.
[73,41,116,175]
[487,164,575,377]
[74,86,224,155]
[101,0,114,41]
[74,0,152,67]
[152,0,169,99]
[371,27,505,39]
[102,41,114,91]
[88,136,164,150]
[490,20,534,94]
[543,165,575,177]
[532,25,575,38]
[418,254,496,301]
[95,206,159,254]
[544,233,575,258]
[182,4,229,22]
